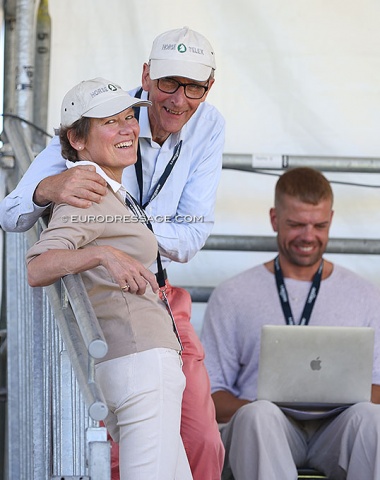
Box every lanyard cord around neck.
[124,191,166,286]
[124,190,183,351]
[274,255,324,326]
[133,88,182,209]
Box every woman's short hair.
[59,117,91,161]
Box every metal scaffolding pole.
[204,235,380,255]
[222,153,380,173]
[32,0,51,153]
[14,0,36,144]
[3,0,18,117]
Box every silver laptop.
[257,325,374,409]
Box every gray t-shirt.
[201,263,380,401]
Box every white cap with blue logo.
[149,27,216,82]
[61,77,151,127]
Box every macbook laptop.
[257,325,374,410]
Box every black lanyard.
[133,88,182,208]
[274,255,324,326]
[124,191,183,350]
[124,191,166,285]
[124,191,148,225]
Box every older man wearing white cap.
[0,27,225,480]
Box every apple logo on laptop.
[310,357,322,371]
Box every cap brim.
[149,59,212,82]
[83,95,151,119]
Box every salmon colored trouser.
[107,281,225,480]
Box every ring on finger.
[121,284,130,291]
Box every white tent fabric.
[6,0,380,331]
[47,1,380,154]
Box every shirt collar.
[66,159,127,195]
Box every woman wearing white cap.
[26,78,193,480]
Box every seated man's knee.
[349,402,380,425]
[232,400,282,428]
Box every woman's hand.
[100,246,159,295]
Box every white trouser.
[95,348,193,480]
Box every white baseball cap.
[149,26,216,82]
[61,77,151,127]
